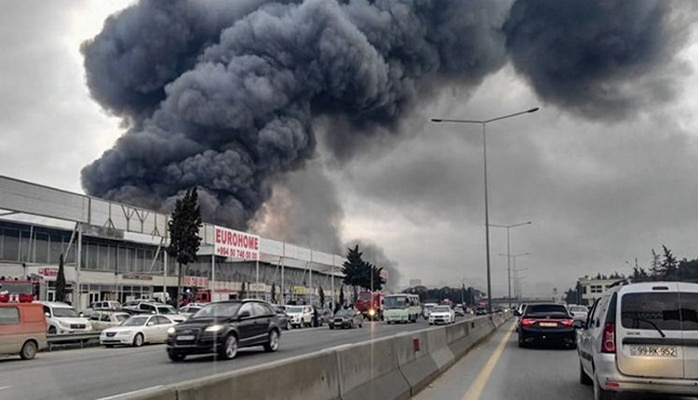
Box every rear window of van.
[621,292,698,331]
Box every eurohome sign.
[214,226,260,261]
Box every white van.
[40,301,92,335]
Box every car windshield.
[384,297,408,309]
[156,306,175,315]
[285,306,304,314]
[191,303,241,319]
[568,306,587,313]
[115,314,130,323]
[53,308,79,318]
[432,306,450,313]
[335,310,353,317]
[122,316,149,327]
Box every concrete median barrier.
[116,314,512,400]
[176,350,341,400]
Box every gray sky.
[2,1,698,298]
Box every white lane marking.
[0,386,10,391]
[95,385,163,400]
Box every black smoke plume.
[81,0,693,233]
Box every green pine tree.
[167,187,202,311]
[55,253,67,303]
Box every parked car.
[285,305,314,328]
[0,302,47,360]
[475,307,488,316]
[40,301,92,335]
[429,305,455,325]
[88,311,131,331]
[165,299,281,361]
[518,303,575,348]
[178,305,204,320]
[567,304,589,322]
[273,305,291,330]
[329,309,363,329]
[453,305,466,317]
[81,300,122,317]
[126,302,186,323]
[578,281,698,399]
[422,303,438,319]
[100,314,176,347]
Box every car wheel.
[219,334,238,360]
[104,344,114,348]
[168,350,185,362]
[48,326,57,335]
[264,329,280,352]
[387,320,392,325]
[518,335,526,348]
[20,341,37,360]
[329,324,334,330]
[593,375,617,400]
[359,321,363,328]
[132,333,144,347]
[579,362,592,386]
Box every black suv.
[166,299,281,361]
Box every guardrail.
[46,332,101,351]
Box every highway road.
[0,317,443,400]
[413,321,698,400]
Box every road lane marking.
[0,386,10,391]
[461,321,515,400]
[95,385,163,400]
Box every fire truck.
[355,290,383,321]
[0,280,37,303]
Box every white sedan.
[100,315,176,347]
[429,306,456,325]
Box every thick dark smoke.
[81,0,693,234]
[504,0,695,120]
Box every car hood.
[430,312,452,316]
[55,317,90,324]
[103,326,140,333]
[176,317,228,329]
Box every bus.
[383,294,421,324]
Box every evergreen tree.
[318,285,325,308]
[271,283,277,304]
[240,281,247,300]
[342,245,366,288]
[338,285,345,312]
[55,253,67,303]
[167,187,202,311]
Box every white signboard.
[214,226,260,261]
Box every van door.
[678,283,698,379]
[616,283,684,379]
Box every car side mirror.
[513,310,521,317]
[79,312,84,317]
[238,310,251,320]
[45,312,50,318]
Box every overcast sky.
[2,1,698,298]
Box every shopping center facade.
[0,175,344,311]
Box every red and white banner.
[38,267,59,277]
[214,226,260,261]
[183,276,209,288]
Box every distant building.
[577,276,623,304]
[409,279,422,287]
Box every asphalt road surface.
[413,321,698,400]
[0,317,443,400]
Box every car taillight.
[561,319,574,327]
[521,318,535,327]
[601,322,616,353]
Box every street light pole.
[491,221,531,308]
[431,107,538,314]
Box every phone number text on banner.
[214,226,260,261]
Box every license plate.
[629,345,677,358]
[539,322,557,327]
[177,335,195,341]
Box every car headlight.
[167,327,176,335]
[205,324,224,333]
[368,309,376,316]
[117,330,132,336]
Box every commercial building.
[0,175,344,310]
[576,276,623,304]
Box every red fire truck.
[0,280,37,303]
[355,290,383,321]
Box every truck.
[354,290,383,321]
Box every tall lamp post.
[498,251,529,308]
[491,220,532,308]
[431,107,539,314]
